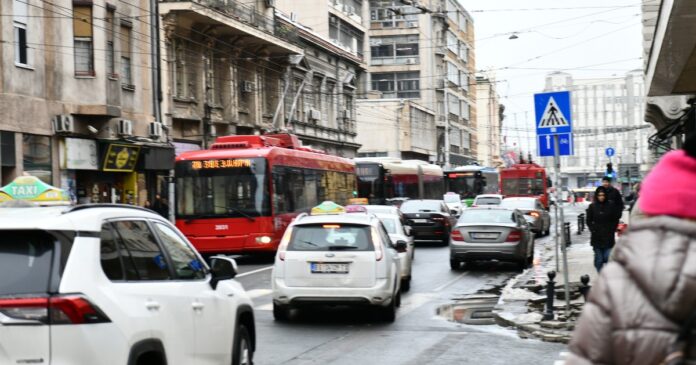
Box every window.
[73,4,94,76]
[105,8,116,76]
[446,31,457,53]
[370,35,419,65]
[371,72,420,98]
[459,42,468,62]
[13,0,29,66]
[0,231,56,296]
[113,221,171,281]
[154,223,206,280]
[447,62,459,85]
[369,0,418,28]
[22,134,52,184]
[272,166,356,214]
[461,101,470,121]
[173,39,188,98]
[120,23,132,86]
[447,93,459,117]
[288,224,373,251]
[329,15,363,55]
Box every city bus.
[499,162,550,209]
[354,158,444,205]
[175,133,355,255]
[444,166,500,206]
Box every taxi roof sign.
[310,201,345,215]
[0,176,71,205]
[345,205,368,213]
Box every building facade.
[542,71,655,189]
[475,74,504,167]
[355,0,477,166]
[0,0,173,206]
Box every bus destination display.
[191,159,252,170]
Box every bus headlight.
[256,236,272,244]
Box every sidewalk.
[493,205,598,343]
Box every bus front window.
[175,157,270,218]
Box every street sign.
[535,91,573,136]
[538,133,573,157]
[605,147,615,157]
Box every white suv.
[0,203,255,365]
[272,209,404,322]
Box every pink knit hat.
[639,150,696,220]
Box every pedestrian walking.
[600,176,624,222]
[626,182,641,213]
[585,186,617,272]
[566,135,696,365]
[152,194,169,218]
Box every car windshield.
[443,194,460,203]
[500,199,536,210]
[379,218,398,234]
[0,230,58,296]
[458,210,516,224]
[476,197,501,205]
[288,224,374,251]
[400,201,441,213]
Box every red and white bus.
[175,134,355,255]
[499,162,551,209]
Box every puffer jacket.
[567,216,696,365]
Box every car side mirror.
[395,240,408,253]
[209,256,238,290]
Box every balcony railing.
[164,0,299,45]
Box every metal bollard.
[577,213,585,235]
[543,271,557,320]
[564,222,572,246]
[579,275,591,302]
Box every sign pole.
[554,196,560,272]
[554,134,571,317]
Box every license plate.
[472,232,499,239]
[310,262,349,274]
[411,219,428,223]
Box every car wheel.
[395,289,402,308]
[232,324,253,365]
[273,303,289,321]
[450,258,461,270]
[377,296,397,323]
[528,241,535,264]
[401,276,411,292]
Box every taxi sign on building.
[310,201,345,215]
[0,176,70,205]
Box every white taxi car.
[0,176,255,365]
[272,202,405,322]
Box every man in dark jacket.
[586,187,617,272]
[601,176,624,222]
[152,194,169,218]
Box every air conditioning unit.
[290,12,298,22]
[148,122,163,138]
[52,114,74,134]
[117,119,133,136]
[241,81,254,93]
[308,109,322,121]
[406,58,417,64]
[406,21,418,28]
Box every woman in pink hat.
[567,134,696,365]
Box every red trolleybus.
[499,162,550,209]
[175,134,356,255]
[354,158,444,205]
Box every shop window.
[73,4,94,76]
[22,134,52,184]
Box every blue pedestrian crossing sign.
[534,91,574,157]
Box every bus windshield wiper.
[214,205,256,222]
[328,245,358,250]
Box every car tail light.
[431,216,445,222]
[277,227,293,261]
[506,230,522,242]
[371,228,384,261]
[451,229,464,242]
[529,211,541,219]
[471,204,478,208]
[0,295,110,324]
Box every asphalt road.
[233,234,566,365]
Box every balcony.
[160,0,303,55]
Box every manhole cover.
[437,294,499,325]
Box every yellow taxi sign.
[310,201,345,215]
[0,176,71,205]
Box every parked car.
[472,194,504,207]
[272,202,405,322]
[449,207,535,271]
[443,193,465,216]
[374,213,415,292]
[499,197,551,236]
[400,200,457,245]
[0,201,255,365]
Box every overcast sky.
[458,0,644,157]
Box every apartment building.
[476,74,504,167]
[355,0,477,166]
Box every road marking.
[246,289,272,299]
[433,271,469,292]
[236,265,273,278]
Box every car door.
[151,221,236,364]
[536,200,550,230]
[377,223,400,290]
[111,220,197,365]
[515,213,532,256]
